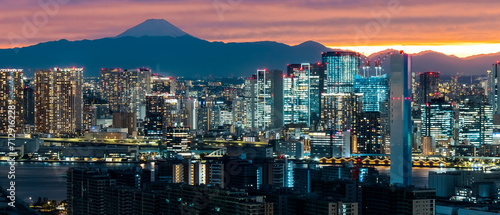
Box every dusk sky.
[2,0,500,57]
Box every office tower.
[0,69,24,134]
[320,93,362,132]
[283,63,324,129]
[458,99,493,146]
[232,96,247,130]
[353,111,383,154]
[362,185,436,215]
[124,68,151,120]
[420,98,454,146]
[152,75,176,94]
[309,63,325,129]
[144,93,178,138]
[283,64,311,126]
[310,131,351,159]
[99,68,126,113]
[23,78,35,126]
[488,62,500,114]
[35,68,83,135]
[417,71,440,104]
[245,75,258,131]
[196,100,211,133]
[260,159,293,188]
[256,69,283,130]
[353,74,389,113]
[185,98,198,130]
[322,51,360,94]
[164,126,190,154]
[353,74,389,147]
[389,51,412,186]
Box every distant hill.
[0,36,333,77]
[0,19,499,77]
[368,49,499,76]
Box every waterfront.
[0,162,458,202]
[0,162,153,202]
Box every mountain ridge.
[1,19,500,77]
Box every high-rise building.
[282,63,324,129]
[488,62,500,114]
[23,78,35,127]
[144,93,179,138]
[0,69,24,134]
[283,64,312,127]
[353,73,390,148]
[320,93,362,132]
[458,99,493,146]
[99,68,126,113]
[100,68,151,120]
[352,111,383,154]
[322,51,360,94]
[420,98,454,145]
[310,131,351,159]
[35,68,83,135]
[417,71,440,104]
[152,75,176,94]
[389,51,412,186]
[256,69,283,130]
[124,68,151,120]
[353,74,389,113]
[310,63,325,129]
[245,75,258,131]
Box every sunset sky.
[2,0,500,57]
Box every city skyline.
[1,1,500,214]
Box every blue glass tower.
[389,51,412,186]
[322,51,360,94]
[354,74,389,112]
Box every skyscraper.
[0,69,24,134]
[389,51,412,186]
[488,62,500,114]
[283,64,311,126]
[353,74,389,113]
[353,111,383,154]
[124,68,151,120]
[35,68,83,135]
[458,98,493,146]
[244,75,257,131]
[23,78,35,127]
[283,63,324,129]
[144,93,178,138]
[417,71,440,104]
[309,63,325,129]
[99,68,126,113]
[322,51,360,94]
[256,69,283,130]
[421,98,454,146]
[320,93,362,132]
